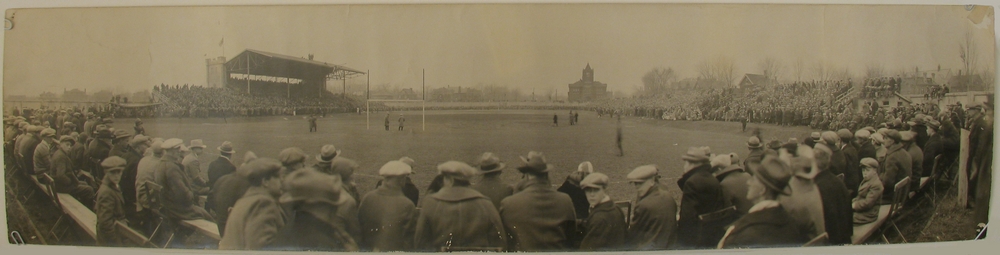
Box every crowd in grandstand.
[4,91,992,251]
[860,77,903,99]
[152,85,366,118]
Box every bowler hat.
[518,151,553,174]
[475,152,506,174]
[747,136,763,149]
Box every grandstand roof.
[225,49,365,81]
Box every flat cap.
[855,130,871,140]
[871,133,884,144]
[329,157,359,179]
[627,165,659,182]
[681,147,710,162]
[130,135,150,147]
[28,125,44,133]
[58,135,76,144]
[438,161,477,180]
[883,130,902,142]
[40,128,57,137]
[113,129,131,139]
[837,129,853,140]
[278,147,307,165]
[379,160,413,177]
[279,168,343,206]
[244,158,283,181]
[860,157,879,169]
[820,131,839,146]
[161,138,184,149]
[101,156,128,172]
[711,154,732,169]
[900,131,916,142]
[580,172,610,189]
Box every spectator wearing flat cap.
[270,168,359,251]
[87,127,114,181]
[96,156,128,246]
[626,164,678,250]
[472,152,514,210]
[326,156,363,243]
[277,147,307,178]
[415,161,507,251]
[812,144,854,245]
[716,153,753,217]
[578,172,627,251]
[805,132,821,149]
[744,136,765,169]
[776,144,826,240]
[108,129,132,159]
[207,141,237,191]
[853,158,884,224]
[134,138,163,236]
[900,131,924,194]
[375,157,421,206]
[17,125,42,175]
[210,150,254,237]
[838,129,861,197]
[856,130,876,162]
[718,154,808,249]
[220,158,286,250]
[358,158,418,251]
[819,131,848,180]
[52,135,96,209]
[117,135,150,224]
[879,130,911,204]
[911,115,930,150]
[676,147,732,249]
[153,138,213,229]
[59,122,76,137]
[182,139,210,195]
[32,128,57,176]
[557,161,593,220]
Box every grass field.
[110,110,815,201]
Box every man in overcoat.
[900,131,924,194]
[627,165,677,250]
[96,157,128,246]
[471,152,514,210]
[270,168,359,251]
[359,158,418,251]
[219,158,286,250]
[415,161,507,251]
[716,154,752,216]
[154,138,213,222]
[500,151,578,251]
[578,173,627,251]
[879,130,911,204]
[52,135,96,209]
[556,162,592,220]
[207,141,237,190]
[813,144,854,245]
[676,147,731,249]
[718,154,808,248]
[838,129,861,197]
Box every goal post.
[366,99,426,131]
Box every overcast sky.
[2,4,995,96]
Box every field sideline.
[109,110,815,202]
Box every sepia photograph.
[1,1,997,253]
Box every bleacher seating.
[851,177,910,244]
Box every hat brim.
[746,163,791,195]
[219,147,235,154]
[747,143,763,149]
[315,150,341,162]
[517,164,552,174]
[478,163,506,174]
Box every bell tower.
[582,63,594,83]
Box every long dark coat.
[153,153,207,220]
[580,200,627,251]
[207,155,237,189]
[677,164,731,249]
[719,204,808,249]
[95,180,126,246]
[859,142,877,162]
[717,169,753,216]
[905,143,924,192]
[117,146,143,215]
[209,172,251,236]
[629,183,678,250]
[500,182,577,251]
[973,117,993,225]
[880,144,912,203]
[828,145,848,178]
[219,187,286,250]
[472,175,514,210]
[358,186,417,251]
[556,179,590,219]
[269,210,360,251]
[842,143,861,196]
[414,186,507,251]
[814,170,854,245]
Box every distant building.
[39,92,57,100]
[738,74,775,88]
[63,89,88,102]
[567,64,610,102]
[430,86,482,102]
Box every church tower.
[582,63,594,82]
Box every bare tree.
[641,67,676,95]
[865,63,886,79]
[757,57,783,82]
[697,56,737,87]
[960,30,978,76]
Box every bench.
[55,192,98,240]
[181,219,221,241]
[850,204,891,244]
[117,220,157,248]
[804,232,829,247]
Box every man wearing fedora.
[626,165,677,250]
[676,147,731,249]
[718,154,808,248]
[311,144,340,175]
[415,161,507,251]
[744,136,765,169]
[220,158,286,250]
[500,151,577,251]
[183,139,210,195]
[579,172,627,251]
[87,127,114,181]
[208,141,237,190]
[359,158,418,251]
[270,168,359,251]
[471,152,514,210]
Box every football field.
[112,110,815,201]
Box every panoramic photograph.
[1,2,996,253]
